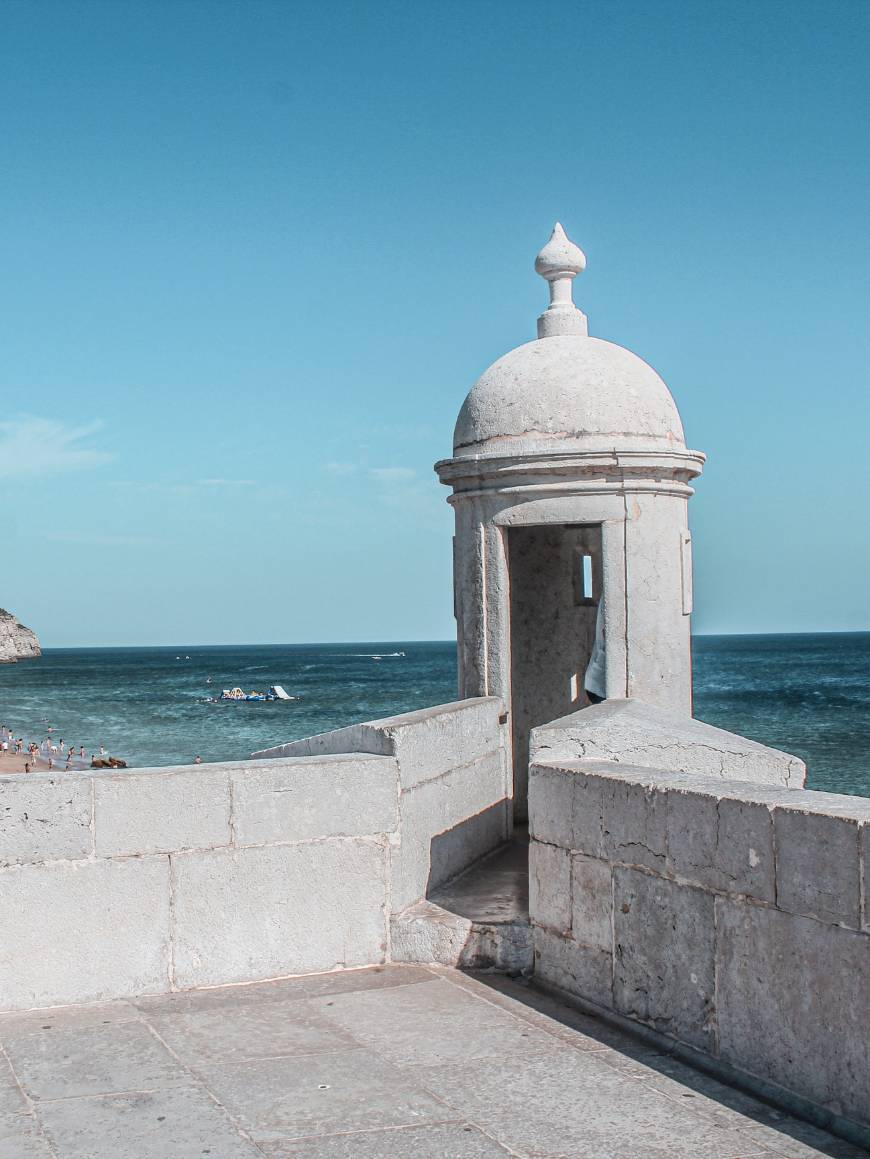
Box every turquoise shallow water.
[0,633,868,797]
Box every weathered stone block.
[716,897,870,1127]
[0,857,170,1010]
[532,926,612,1007]
[529,762,608,857]
[528,765,575,849]
[664,787,717,884]
[529,841,571,933]
[171,839,387,988]
[666,787,775,901]
[231,756,398,846]
[0,776,91,866]
[374,699,504,790]
[774,805,863,927]
[571,854,612,951]
[612,867,715,1052]
[571,767,607,858]
[602,776,667,871]
[93,766,231,858]
[862,823,870,932]
[715,795,776,902]
[391,751,508,913]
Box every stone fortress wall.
[527,704,870,1144]
[1,691,866,1143]
[0,698,507,1008]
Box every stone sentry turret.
[0,609,41,663]
[436,224,705,816]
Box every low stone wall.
[0,698,510,1012]
[0,754,398,1011]
[528,757,870,1143]
[255,697,510,913]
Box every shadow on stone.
[462,972,867,1159]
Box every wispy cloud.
[109,478,257,495]
[369,467,416,483]
[0,417,114,481]
[322,460,358,476]
[197,478,256,487]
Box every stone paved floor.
[0,965,865,1158]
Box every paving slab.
[0,1112,54,1159]
[269,1121,512,1156]
[0,1055,27,1115]
[35,1085,262,1159]
[196,1048,454,1146]
[0,1000,139,1038]
[414,1045,780,1158]
[130,963,436,1016]
[311,977,555,1066]
[3,1021,190,1101]
[147,1001,357,1066]
[438,968,664,1054]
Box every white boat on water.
[210,684,296,703]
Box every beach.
[0,751,53,774]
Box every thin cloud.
[369,467,416,483]
[197,478,256,487]
[323,460,358,476]
[0,417,114,480]
[109,478,257,494]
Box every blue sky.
[2,0,868,645]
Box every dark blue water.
[0,634,867,797]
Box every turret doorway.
[506,523,603,818]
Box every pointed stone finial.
[535,223,588,338]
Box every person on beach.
[78,746,85,759]
[24,761,30,774]
[0,739,7,757]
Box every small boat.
[216,685,296,703]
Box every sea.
[1,633,868,798]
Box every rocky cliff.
[0,610,41,663]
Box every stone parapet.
[255,697,511,914]
[253,696,504,791]
[0,754,399,1011]
[0,697,512,1011]
[528,757,870,1145]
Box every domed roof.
[451,225,687,460]
[453,335,685,459]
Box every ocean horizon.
[1,631,868,798]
